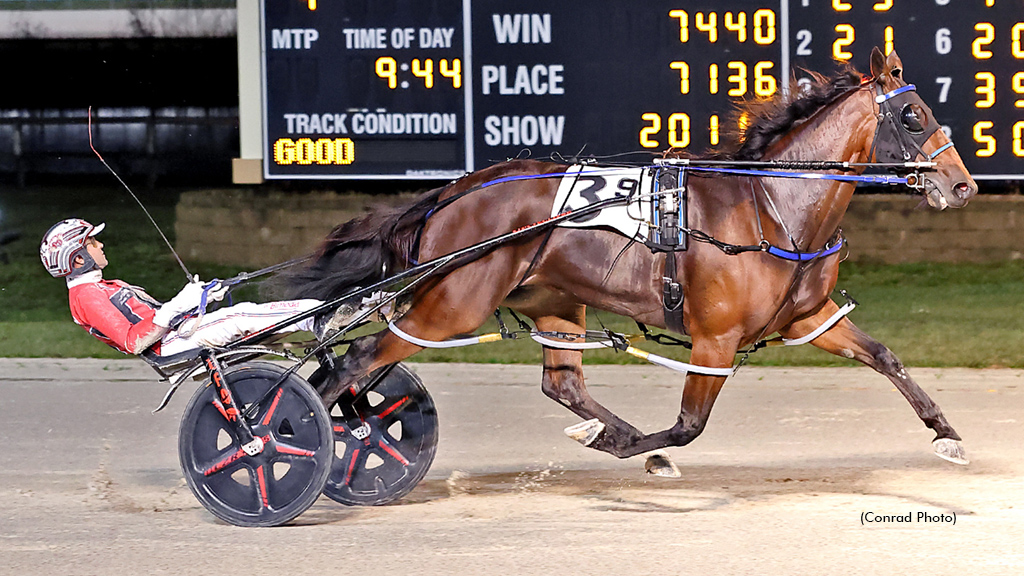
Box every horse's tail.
[275,187,446,301]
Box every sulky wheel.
[178,361,333,527]
[323,363,438,506]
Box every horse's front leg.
[531,311,694,476]
[543,336,732,477]
[581,336,737,462]
[530,312,647,451]
[780,300,968,464]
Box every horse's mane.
[674,67,864,162]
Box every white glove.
[153,277,206,327]
[204,280,229,303]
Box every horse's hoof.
[564,418,604,447]
[644,450,681,478]
[933,438,969,465]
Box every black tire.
[178,361,333,527]
[324,364,438,506]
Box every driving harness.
[650,80,950,336]
[647,166,689,334]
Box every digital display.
[788,0,1024,178]
[262,0,466,178]
[261,0,1023,179]
[469,1,781,166]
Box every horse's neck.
[760,88,876,250]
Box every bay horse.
[283,48,977,471]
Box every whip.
[88,106,193,281]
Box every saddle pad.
[550,165,654,241]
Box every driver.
[40,218,369,356]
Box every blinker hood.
[871,83,941,165]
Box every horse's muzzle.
[953,181,975,201]
[923,178,975,210]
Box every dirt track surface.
[0,359,1021,576]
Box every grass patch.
[2,186,1023,366]
[748,262,1024,368]
[0,321,123,358]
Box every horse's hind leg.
[780,300,968,464]
[317,329,421,407]
[319,265,515,407]
[528,308,646,450]
[530,306,736,472]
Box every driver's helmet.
[40,218,105,278]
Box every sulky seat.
[140,347,204,380]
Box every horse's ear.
[885,49,904,77]
[869,46,886,78]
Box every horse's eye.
[899,103,925,134]
[891,67,902,79]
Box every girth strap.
[653,166,688,335]
[662,252,685,335]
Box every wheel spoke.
[260,387,284,426]
[202,447,247,476]
[378,438,409,466]
[274,440,316,458]
[377,396,410,419]
[256,464,269,509]
[341,447,362,486]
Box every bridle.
[868,81,955,190]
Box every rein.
[680,165,908,185]
[426,164,860,263]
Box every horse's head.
[869,47,977,209]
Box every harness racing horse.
[284,48,977,472]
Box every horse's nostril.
[953,182,974,199]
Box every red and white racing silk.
[67,271,164,354]
[67,271,321,356]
